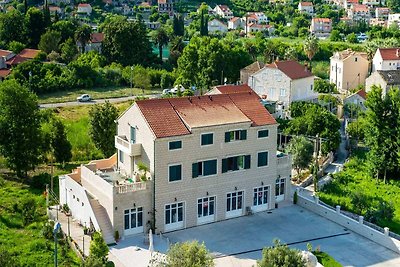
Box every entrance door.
[124,207,143,236]
[252,186,269,212]
[197,196,216,225]
[226,191,244,218]
[165,202,184,232]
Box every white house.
[362,0,385,7]
[208,19,228,33]
[388,14,400,28]
[298,2,314,15]
[248,60,317,117]
[246,12,268,24]
[228,17,243,30]
[372,48,400,72]
[375,7,390,20]
[310,18,332,37]
[347,4,371,21]
[366,70,400,97]
[77,3,92,15]
[214,5,233,19]
[343,89,367,111]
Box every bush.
[42,221,55,240]
[365,201,395,224]
[258,239,306,267]
[20,197,37,226]
[166,241,214,267]
[30,173,51,189]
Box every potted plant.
[137,162,149,182]
[114,230,120,242]
[62,203,70,215]
[83,226,89,235]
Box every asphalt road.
[39,94,160,108]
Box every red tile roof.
[215,84,253,94]
[136,92,276,138]
[356,89,366,100]
[0,49,13,58]
[378,48,400,60]
[266,60,313,80]
[6,55,28,66]
[312,18,332,23]
[18,48,40,59]
[90,33,104,43]
[78,3,91,7]
[300,1,313,6]
[0,69,11,78]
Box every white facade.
[372,48,400,72]
[388,14,400,28]
[77,4,92,15]
[298,2,314,15]
[208,19,228,33]
[214,5,233,19]
[228,17,243,30]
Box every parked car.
[169,85,186,94]
[162,89,171,95]
[77,94,91,102]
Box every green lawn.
[38,86,162,104]
[55,102,132,162]
[319,150,400,234]
[313,251,342,267]
[0,174,80,266]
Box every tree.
[346,32,358,43]
[39,30,62,54]
[20,197,37,225]
[8,41,25,54]
[102,18,153,66]
[152,27,169,60]
[165,241,214,267]
[25,7,46,47]
[50,119,72,163]
[0,10,26,45]
[330,29,342,42]
[133,65,151,93]
[51,20,78,43]
[60,38,78,63]
[303,34,319,69]
[89,101,118,157]
[199,7,208,36]
[314,79,336,93]
[75,24,91,53]
[89,232,109,264]
[0,80,42,177]
[286,136,314,177]
[173,14,184,36]
[258,239,306,267]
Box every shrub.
[89,232,109,263]
[30,173,51,189]
[258,239,306,267]
[293,191,298,204]
[20,197,37,226]
[0,248,18,267]
[42,220,55,240]
[166,241,214,267]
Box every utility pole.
[53,222,61,267]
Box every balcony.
[115,135,141,156]
[277,151,291,169]
[117,181,147,194]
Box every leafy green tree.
[286,136,314,177]
[51,20,78,43]
[173,14,184,36]
[133,65,151,93]
[0,10,26,45]
[330,29,342,42]
[89,101,118,157]
[20,197,37,225]
[314,79,336,93]
[166,241,214,267]
[60,38,78,63]
[258,239,306,267]
[50,119,72,163]
[152,27,169,60]
[0,80,42,177]
[39,30,62,54]
[102,18,153,66]
[346,32,358,43]
[8,41,26,54]
[199,7,208,36]
[25,7,46,47]
[75,24,92,53]
[303,34,319,69]
[89,232,109,263]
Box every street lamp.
[53,221,61,267]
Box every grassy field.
[38,86,162,104]
[319,150,400,234]
[55,101,133,162]
[0,174,80,266]
[314,251,343,267]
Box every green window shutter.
[225,132,231,143]
[257,152,268,167]
[240,130,247,140]
[244,155,251,169]
[192,163,198,178]
[222,158,228,173]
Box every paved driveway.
[109,205,400,267]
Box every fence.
[296,188,400,254]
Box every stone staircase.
[89,199,115,245]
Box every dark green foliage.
[258,239,306,267]
[89,232,109,263]
[173,14,184,36]
[0,80,42,177]
[20,197,37,226]
[25,7,46,47]
[293,191,298,204]
[38,30,61,54]
[75,24,91,53]
[152,27,169,60]
[313,251,342,267]
[286,136,314,177]
[0,10,26,45]
[8,41,26,54]
[0,248,18,267]
[51,119,72,163]
[346,33,358,44]
[31,173,51,190]
[60,38,78,63]
[41,220,55,240]
[314,79,336,93]
[365,201,395,225]
[89,102,118,157]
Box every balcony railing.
[117,182,147,194]
[115,135,141,156]
[277,153,291,168]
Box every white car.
[169,85,186,94]
[162,89,171,95]
[77,94,91,102]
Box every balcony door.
[124,207,143,236]
[130,126,136,144]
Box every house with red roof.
[248,60,317,117]
[310,18,332,37]
[372,48,400,72]
[78,32,104,53]
[344,89,367,111]
[6,48,41,67]
[59,93,291,240]
[298,2,314,15]
[207,84,254,95]
[77,3,92,15]
[214,4,233,19]
[228,17,243,30]
[347,4,371,21]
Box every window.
[201,133,213,146]
[225,130,247,142]
[192,159,217,178]
[226,191,243,212]
[197,197,215,218]
[276,178,285,197]
[169,141,182,150]
[253,186,269,206]
[165,202,184,225]
[274,72,282,82]
[124,207,143,230]
[222,155,250,173]
[119,150,124,163]
[258,129,269,138]
[169,164,182,182]
[310,84,313,91]
[355,57,358,62]
[130,126,136,144]
[280,88,286,96]
[257,151,268,167]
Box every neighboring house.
[59,93,292,240]
[77,3,92,16]
[208,19,228,33]
[246,23,272,34]
[347,4,371,21]
[388,14,400,28]
[344,0,359,9]
[207,84,253,95]
[310,18,332,37]
[145,21,161,30]
[214,5,233,19]
[362,0,385,7]
[366,70,400,97]
[240,61,265,84]
[248,60,317,117]
[369,18,387,27]
[372,48,400,72]
[228,17,243,30]
[344,89,367,111]
[48,6,62,16]
[245,12,268,24]
[0,69,11,81]
[48,0,70,5]
[375,7,390,20]
[298,2,314,15]
[158,0,173,16]
[330,49,369,93]
[6,48,40,67]
[0,49,14,69]
[85,33,104,53]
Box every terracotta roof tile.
[0,69,11,78]
[215,84,253,94]
[241,61,265,73]
[6,55,28,66]
[300,2,313,6]
[136,93,276,138]
[78,3,91,7]
[266,60,313,80]
[356,89,367,99]
[378,48,400,60]
[0,49,13,58]
[18,48,40,59]
[312,18,331,23]
[90,33,104,43]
